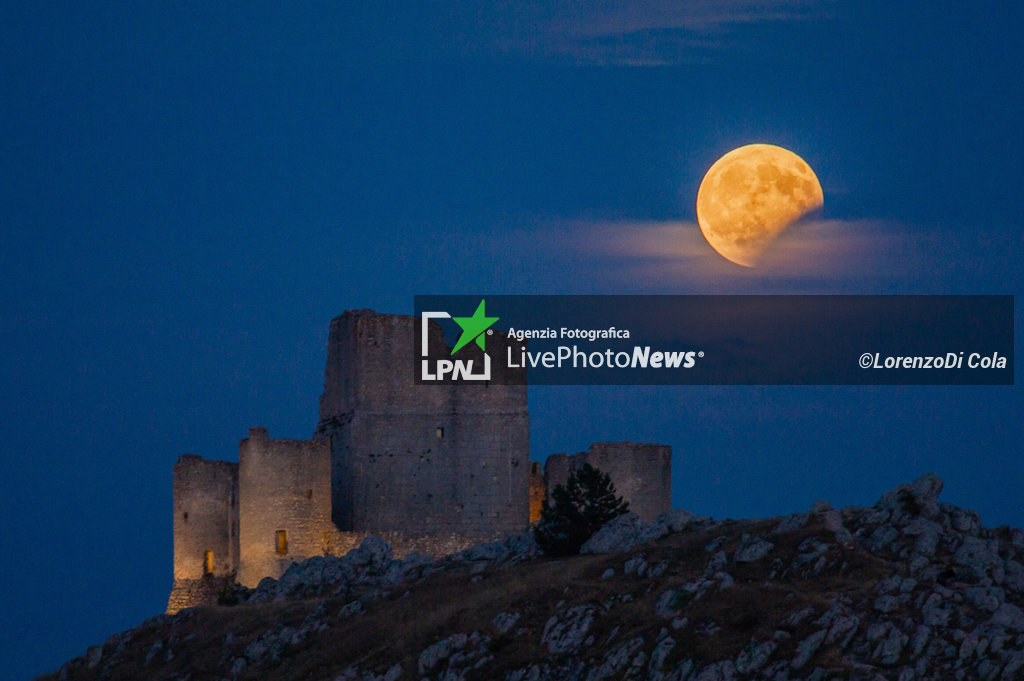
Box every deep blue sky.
[2,2,1021,679]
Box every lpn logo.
[420,299,498,381]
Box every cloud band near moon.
[499,217,971,293]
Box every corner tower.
[316,310,529,537]
[167,455,239,613]
[237,427,333,587]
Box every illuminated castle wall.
[237,428,333,587]
[168,456,239,614]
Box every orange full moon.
[696,144,824,267]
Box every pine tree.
[534,463,629,556]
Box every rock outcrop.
[46,474,1024,681]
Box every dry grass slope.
[42,517,893,681]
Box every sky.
[1,2,1022,679]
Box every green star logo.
[451,299,498,355]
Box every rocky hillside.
[43,475,1024,681]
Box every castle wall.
[543,453,573,499]
[328,412,529,535]
[172,455,239,581]
[544,442,672,522]
[529,461,546,524]
[238,428,333,587]
[318,311,530,537]
[330,531,504,561]
[167,576,234,615]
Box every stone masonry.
[544,442,672,522]
[168,455,239,613]
[237,428,333,587]
[529,461,546,524]
[315,310,529,537]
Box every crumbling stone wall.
[529,461,546,523]
[544,442,672,522]
[168,455,239,613]
[330,531,503,560]
[237,428,333,587]
[166,575,234,615]
[172,455,239,580]
[317,311,530,537]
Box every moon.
[696,144,824,267]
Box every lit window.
[306,488,313,500]
[276,530,288,556]
[204,549,214,575]
[436,427,444,438]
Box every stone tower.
[316,310,530,537]
[167,455,239,613]
[172,454,240,579]
[237,427,333,587]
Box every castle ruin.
[168,310,672,613]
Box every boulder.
[735,640,776,674]
[694,660,737,681]
[949,507,982,535]
[347,536,392,570]
[772,513,810,535]
[492,612,521,635]
[541,605,596,654]
[903,517,943,557]
[954,535,1000,573]
[991,603,1024,632]
[922,593,951,627]
[734,535,774,563]
[654,508,699,534]
[648,634,676,673]
[871,624,907,666]
[810,499,834,514]
[418,632,468,674]
[580,513,662,554]
[791,629,826,669]
[817,505,854,547]
[875,473,944,521]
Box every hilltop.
[44,475,1024,681]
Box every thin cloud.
[549,0,834,36]
[511,217,929,293]
[463,0,837,65]
[330,1,837,67]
